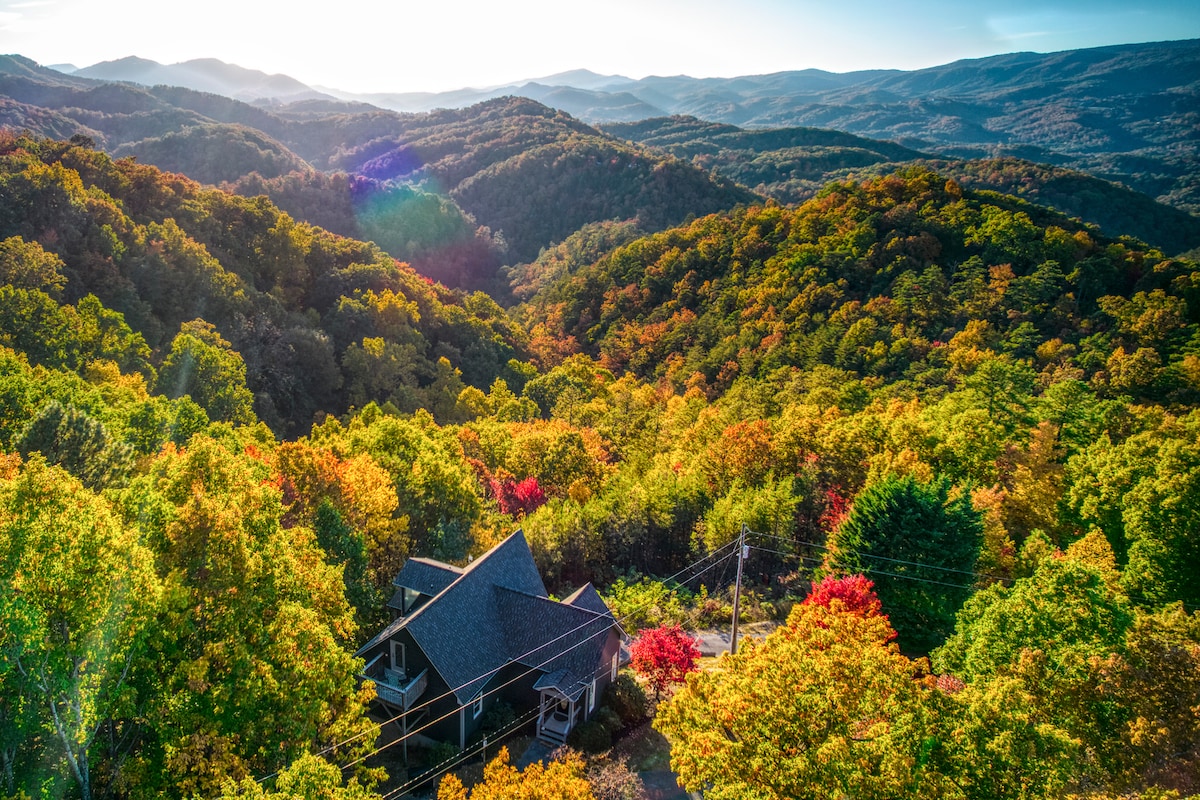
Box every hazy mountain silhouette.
[74,56,332,103]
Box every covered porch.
[537,671,588,748]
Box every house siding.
[356,532,627,753]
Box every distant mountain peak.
[527,68,634,89]
[74,55,329,102]
[86,55,163,71]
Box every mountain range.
[54,55,332,103]
[1,39,1196,281]
[42,39,1200,215]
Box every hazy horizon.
[3,0,1199,94]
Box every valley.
[0,34,1198,800]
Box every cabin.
[356,530,625,750]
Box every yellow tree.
[437,747,595,800]
[119,436,376,795]
[656,601,945,800]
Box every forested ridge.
[0,123,1198,800]
[0,56,756,288]
[603,116,1200,257]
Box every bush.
[426,740,459,768]
[481,700,517,734]
[604,671,648,727]
[587,755,648,800]
[594,706,622,735]
[567,719,612,753]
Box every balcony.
[363,655,428,711]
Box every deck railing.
[362,655,428,711]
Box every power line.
[293,536,743,773]
[334,542,742,776]
[749,545,975,591]
[254,540,739,785]
[378,706,543,800]
[749,529,1200,612]
[378,563,737,798]
[748,528,1010,584]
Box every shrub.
[604,671,648,727]
[567,719,612,753]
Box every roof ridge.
[494,584,614,620]
[392,530,530,629]
[406,556,463,572]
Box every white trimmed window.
[472,692,484,719]
[587,679,597,713]
[611,652,619,681]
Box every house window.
[611,652,618,681]
[587,679,597,713]
[472,692,484,719]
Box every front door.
[537,690,576,744]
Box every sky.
[1,0,1198,93]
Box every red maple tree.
[803,573,883,616]
[488,474,547,518]
[630,624,700,700]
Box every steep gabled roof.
[562,582,611,617]
[393,557,463,595]
[495,586,615,702]
[357,530,550,704]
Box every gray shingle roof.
[562,583,611,616]
[394,557,463,596]
[358,530,560,704]
[495,586,614,702]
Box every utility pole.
[730,523,747,655]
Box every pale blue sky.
[1,0,1197,92]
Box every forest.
[0,104,1198,800]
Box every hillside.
[0,56,755,280]
[1,128,1199,798]
[603,117,1200,256]
[0,133,529,434]
[602,115,930,203]
[518,165,1199,407]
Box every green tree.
[933,543,1133,784]
[72,294,155,381]
[0,235,67,296]
[0,285,80,370]
[157,319,256,425]
[1067,410,1200,607]
[825,474,982,654]
[934,669,1080,800]
[212,752,380,800]
[16,400,133,490]
[0,458,159,799]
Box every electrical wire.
[749,528,1200,612]
[379,563,746,799]
[748,528,1011,584]
[749,544,975,590]
[378,705,543,800]
[274,535,741,778]
[331,541,742,774]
